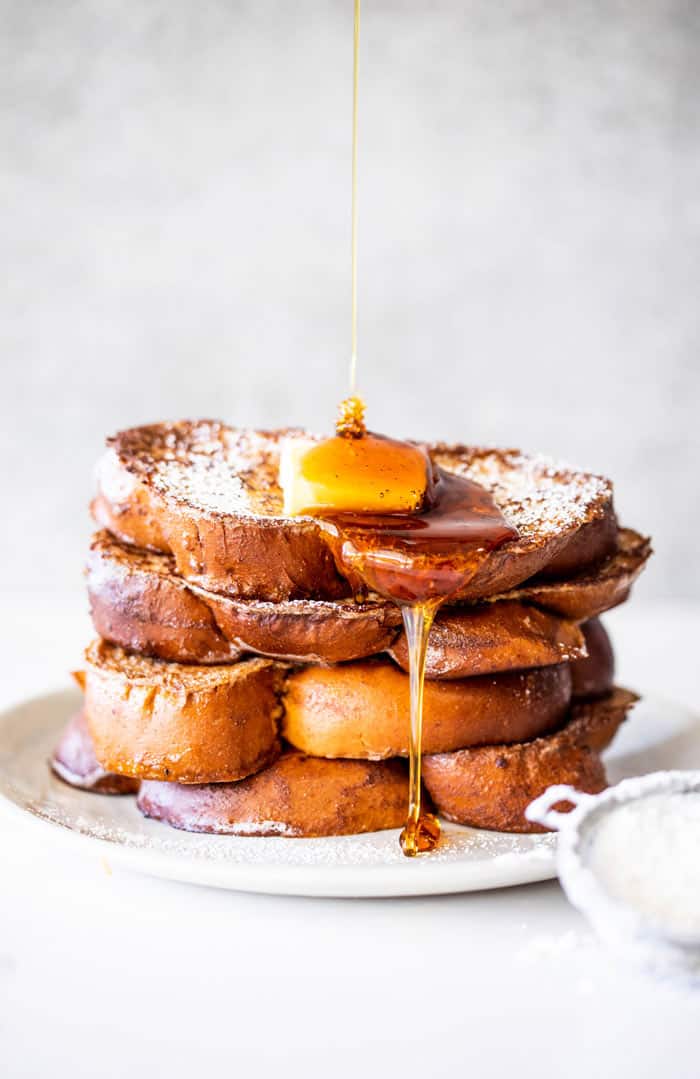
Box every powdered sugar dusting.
[108,423,612,543]
[432,445,611,541]
[113,423,310,518]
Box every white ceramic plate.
[0,687,697,897]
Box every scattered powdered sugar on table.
[517,928,597,963]
[587,793,700,938]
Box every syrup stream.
[350,0,360,395]
[339,1,516,856]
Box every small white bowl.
[526,771,700,982]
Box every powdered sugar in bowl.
[526,771,700,983]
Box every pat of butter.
[280,434,429,516]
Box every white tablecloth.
[2,601,698,1079]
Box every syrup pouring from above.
[280,0,519,856]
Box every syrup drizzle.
[318,464,519,856]
[399,602,442,855]
[336,2,517,854]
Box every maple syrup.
[336,395,366,439]
[295,431,428,515]
[285,1,519,855]
[399,602,442,854]
[320,0,516,855]
[350,0,360,395]
[312,459,518,855]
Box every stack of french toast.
[51,420,650,837]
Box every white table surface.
[2,599,699,1079]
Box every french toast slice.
[52,691,634,838]
[87,527,645,673]
[137,752,410,837]
[54,690,634,838]
[83,641,284,783]
[81,640,574,778]
[388,601,584,679]
[501,528,651,620]
[49,711,411,837]
[51,710,139,794]
[282,660,572,759]
[422,688,637,833]
[87,530,401,665]
[92,422,617,602]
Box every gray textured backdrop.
[2,0,699,606]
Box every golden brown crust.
[93,422,617,602]
[83,641,284,783]
[282,660,572,759]
[87,534,245,664]
[87,531,400,665]
[534,512,618,580]
[503,529,651,620]
[91,424,349,601]
[51,710,139,794]
[137,752,410,837]
[389,601,585,679]
[422,688,637,833]
[88,533,632,686]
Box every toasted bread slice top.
[85,638,276,691]
[98,423,297,518]
[102,422,611,528]
[93,422,617,601]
